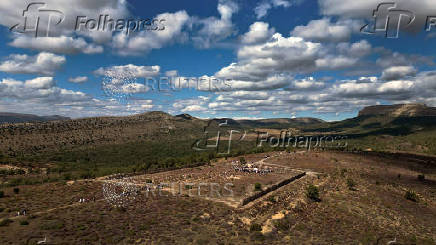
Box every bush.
[405,190,419,202]
[306,184,320,202]
[418,174,425,181]
[346,178,357,190]
[63,173,72,181]
[19,220,29,225]
[250,223,262,232]
[340,168,347,177]
[0,218,12,227]
[254,183,262,191]
[13,187,19,194]
[0,191,4,198]
[239,157,246,164]
[273,217,292,231]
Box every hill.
[0,112,70,124]
[358,104,436,117]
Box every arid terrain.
[0,150,435,244]
[0,104,436,244]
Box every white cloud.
[181,105,208,112]
[381,66,417,81]
[0,52,65,75]
[0,77,89,101]
[255,0,298,19]
[68,76,88,83]
[291,18,356,42]
[318,0,436,33]
[112,11,190,55]
[241,22,275,44]
[165,70,178,77]
[290,77,325,90]
[10,36,103,54]
[192,0,239,48]
[217,34,321,81]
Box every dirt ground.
[0,150,435,244]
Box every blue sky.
[0,0,436,121]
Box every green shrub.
[40,219,64,230]
[239,157,246,164]
[267,195,276,203]
[250,223,262,232]
[418,174,425,181]
[306,184,320,202]
[13,187,19,194]
[20,220,29,225]
[0,218,12,227]
[273,217,292,231]
[340,168,347,177]
[63,173,72,181]
[254,183,262,191]
[405,190,419,202]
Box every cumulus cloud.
[215,33,372,86]
[217,34,321,81]
[288,77,325,90]
[376,51,434,68]
[291,18,354,42]
[255,0,300,19]
[0,77,89,102]
[2,0,127,53]
[10,36,103,54]
[192,0,239,48]
[112,11,190,55]
[0,52,65,75]
[241,22,275,44]
[318,0,436,34]
[68,76,88,83]
[381,66,417,81]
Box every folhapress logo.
[361,3,415,38]
[10,2,64,37]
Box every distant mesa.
[358,104,436,117]
[0,112,70,124]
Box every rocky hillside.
[358,104,436,117]
[0,111,208,157]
